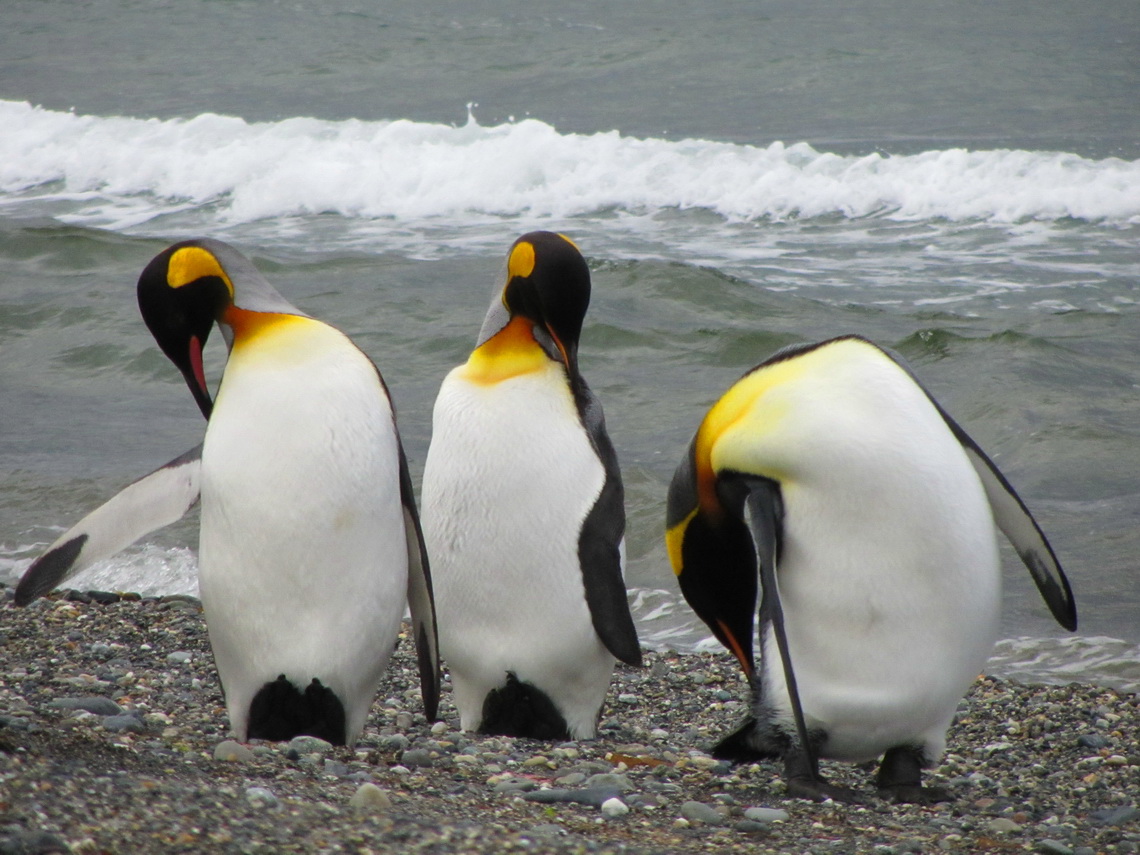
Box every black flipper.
[247,675,347,745]
[480,672,571,741]
[574,382,642,667]
[396,439,441,722]
[15,445,203,606]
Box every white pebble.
[601,797,629,818]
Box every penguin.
[16,238,440,746]
[420,231,642,741]
[666,335,1076,803]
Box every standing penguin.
[16,238,440,746]
[666,335,1076,802]
[420,231,641,741]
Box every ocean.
[2,0,1138,691]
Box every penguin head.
[666,436,761,679]
[137,238,301,419]
[474,231,591,382]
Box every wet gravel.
[2,585,1138,854]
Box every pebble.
[48,696,122,716]
[1037,841,1076,855]
[287,735,333,755]
[101,714,145,734]
[1090,805,1138,826]
[214,740,255,763]
[348,783,392,813]
[680,800,726,826]
[245,787,280,810]
[400,748,434,768]
[600,797,629,818]
[744,807,790,823]
[987,817,1022,833]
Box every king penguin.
[666,335,1076,803]
[16,238,440,747]
[420,231,642,741]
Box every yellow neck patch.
[693,354,813,513]
[460,316,550,385]
[223,306,310,352]
[167,246,234,296]
[665,509,698,576]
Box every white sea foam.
[3,100,1138,241]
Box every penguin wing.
[397,441,442,721]
[575,385,643,667]
[882,347,1077,631]
[15,445,202,606]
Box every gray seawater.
[2,0,1138,689]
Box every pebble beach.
[2,585,1138,855]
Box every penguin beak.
[184,334,214,419]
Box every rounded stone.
[213,740,255,763]
[601,797,629,818]
[349,782,392,812]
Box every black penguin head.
[136,240,236,419]
[500,231,591,377]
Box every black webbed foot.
[784,747,860,803]
[875,745,951,804]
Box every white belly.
[421,363,614,738]
[199,327,407,743]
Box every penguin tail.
[247,675,347,745]
[479,672,571,741]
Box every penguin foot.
[783,748,860,803]
[711,716,784,763]
[875,745,949,804]
[247,675,347,745]
[479,672,571,741]
[785,773,860,803]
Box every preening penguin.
[420,231,642,741]
[666,336,1076,802]
[16,238,440,746]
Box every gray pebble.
[987,817,1022,834]
[245,786,280,810]
[380,734,410,752]
[288,735,333,755]
[165,650,192,664]
[680,800,726,826]
[1037,841,1076,855]
[523,787,622,807]
[348,782,391,812]
[102,714,145,734]
[49,696,122,716]
[1090,805,1138,826]
[734,820,772,834]
[493,779,536,794]
[0,830,73,854]
[1077,733,1110,750]
[584,772,633,792]
[744,806,789,823]
[400,748,434,768]
[213,740,254,763]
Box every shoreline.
[2,588,1138,854]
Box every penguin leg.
[875,745,950,804]
[741,480,857,804]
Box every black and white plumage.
[421,231,641,741]
[666,335,1076,802]
[16,238,440,746]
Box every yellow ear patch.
[507,240,536,280]
[167,246,234,295]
